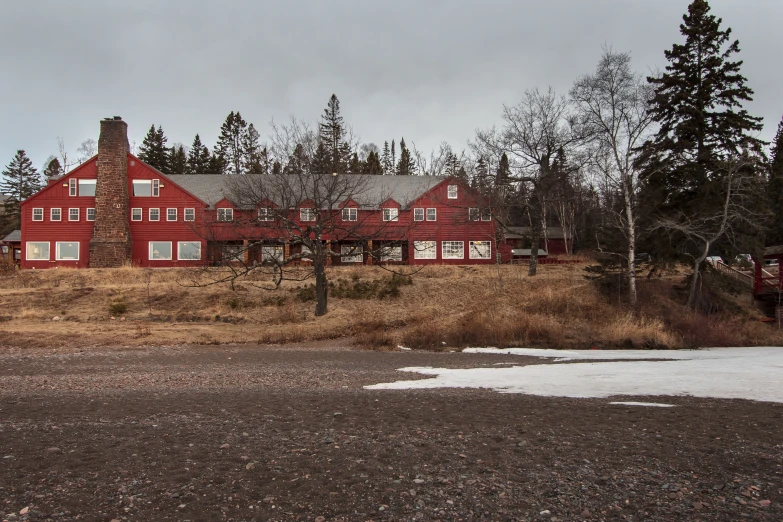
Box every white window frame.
[68,208,79,221]
[413,240,437,260]
[300,208,316,222]
[469,241,492,260]
[258,208,274,221]
[341,244,363,263]
[184,208,195,222]
[152,179,160,197]
[447,185,458,199]
[32,208,43,221]
[86,208,96,221]
[50,208,61,221]
[217,208,234,222]
[78,179,97,197]
[131,208,142,221]
[413,208,424,221]
[469,208,480,221]
[481,209,492,221]
[149,208,160,221]
[442,240,464,260]
[380,245,403,262]
[55,241,79,261]
[177,241,201,261]
[149,241,172,261]
[69,178,77,196]
[261,245,284,264]
[26,241,50,261]
[132,180,152,197]
[426,208,436,221]
[382,208,399,222]
[342,207,357,222]
[167,208,177,221]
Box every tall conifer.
[1,150,41,227]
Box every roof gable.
[21,157,98,206]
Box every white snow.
[609,402,675,408]
[365,347,783,403]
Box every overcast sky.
[1,0,781,172]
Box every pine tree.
[310,142,331,176]
[495,152,510,187]
[215,111,248,175]
[318,94,351,173]
[243,125,267,174]
[43,157,62,180]
[391,140,396,170]
[1,150,41,227]
[348,152,361,174]
[364,150,383,174]
[767,116,783,244]
[138,125,170,172]
[208,152,227,175]
[271,160,282,176]
[636,0,764,220]
[169,144,187,174]
[380,141,392,175]
[186,134,212,173]
[284,144,309,176]
[396,138,416,176]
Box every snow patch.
[609,402,675,408]
[365,347,783,403]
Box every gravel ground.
[0,342,781,521]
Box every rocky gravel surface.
[0,343,781,521]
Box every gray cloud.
[1,0,780,171]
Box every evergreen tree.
[380,141,392,174]
[318,94,351,173]
[767,116,783,244]
[169,144,187,174]
[391,140,396,170]
[396,138,416,176]
[495,152,510,187]
[243,124,267,174]
[284,144,309,176]
[215,111,248,175]
[138,125,170,172]
[364,150,383,174]
[186,134,212,173]
[310,142,331,176]
[445,152,461,177]
[636,0,764,222]
[271,160,282,176]
[208,152,227,175]
[348,152,361,174]
[1,150,41,227]
[43,157,62,180]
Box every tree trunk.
[314,257,328,316]
[688,242,710,311]
[528,194,542,276]
[622,176,637,306]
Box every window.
[448,185,458,199]
[382,208,399,222]
[152,179,160,197]
[341,244,363,263]
[132,180,152,196]
[78,179,96,197]
[300,208,316,221]
[469,208,480,221]
[68,208,79,221]
[261,245,284,264]
[69,178,77,196]
[222,244,243,262]
[217,208,233,222]
[300,245,313,261]
[26,242,49,261]
[87,208,95,221]
[184,208,195,222]
[469,241,492,259]
[50,208,61,221]
[258,208,274,221]
[414,208,424,221]
[56,241,79,261]
[426,208,436,221]
[131,208,142,221]
[342,208,357,221]
[167,208,177,221]
[481,209,492,221]
[177,241,201,260]
[32,208,43,221]
[149,241,172,261]
[413,241,437,260]
[380,245,403,262]
[442,241,464,259]
[149,208,160,221]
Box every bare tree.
[77,139,97,164]
[267,117,318,168]
[571,49,655,305]
[651,155,766,311]
[57,137,74,174]
[476,87,585,275]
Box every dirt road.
[0,343,781,521]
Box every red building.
[20,117,505,269]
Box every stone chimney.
[89,117,132,267]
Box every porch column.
[326,241,332,266]
[367,240,373,265]
[243,240,249,264]
[754,257,763,296]
[284,243,291,262]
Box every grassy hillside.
[0,263,779,350]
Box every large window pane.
[26,242,49,260]
[341,244,363,263]
[413,241,436,259]
[132,180,152,196]
[442,241,464,259]
[177,242,201,260]
[56,242,79,260]
[78,179,96,196]
[469,241,491,259]
[149,241,172,260]
[261,245,284,264]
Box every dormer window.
[382,208,399,222]
[217,208,233,222]
[78,179,96,196]
[342,208,357,221]
[258,208,274,221]
[300,208,316,222]
[447,185,458,199]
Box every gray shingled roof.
[162,173,445,209]
[2,229,21,242]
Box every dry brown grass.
[0,263,780,351]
